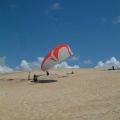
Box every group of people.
[30,70,74,82]
[33,71,49,82]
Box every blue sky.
[0,0,120,73]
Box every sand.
[0,68,120,120]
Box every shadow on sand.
[103,69,119,71]
[31,79,57,83]
[7,79,14,81]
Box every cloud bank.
[0,57,13,74]
[0,56,80,74]
[15,57,44,70]
[95,57,120,69]
[1,56,120,74]
[16,58,80,70]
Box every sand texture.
[0,68,120,120]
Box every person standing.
[28,72,31,80]
[46,71,49,76]
[33,74,38,82]
[112,66,115,70]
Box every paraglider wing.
[41,44,73,71]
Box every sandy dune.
[0,68,120,120]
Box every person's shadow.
[31,79,57,83]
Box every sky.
[0,0,120,73]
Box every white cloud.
[54,62,80,69]
[16,60,31,70]
[0,56,79,73]
[16,57,44,70]
[16,58,80,70]
[69,56,79,61]
[113,16,120,24]
[0,66,14,74]
[0,57,13,74]
[83,59,93,65]
[16,57,80,70]
[95,57,120,69]
[38,57,44,62]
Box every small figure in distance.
[112,66,115,70]
[46,71,49,76]
[33,74,38,82]
[28,72,31,80]
[71,71,74,74]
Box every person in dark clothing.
[112,66,115,70]
[33,74,38,82]
[46,71,49,76]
